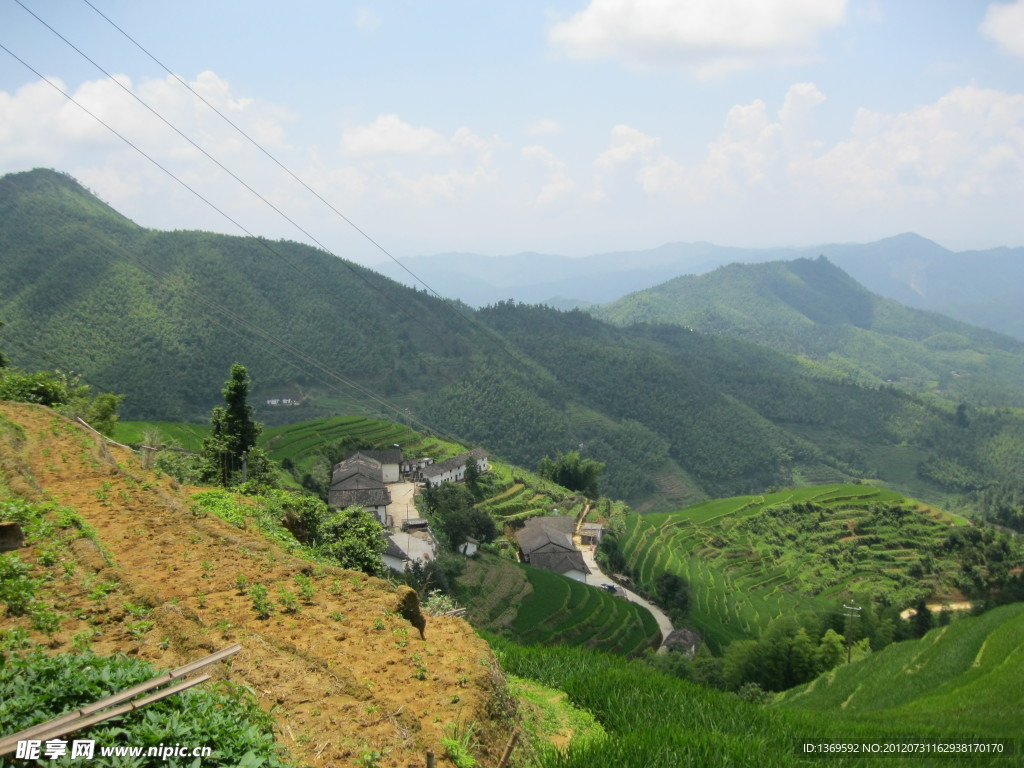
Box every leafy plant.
[250,584,272,619]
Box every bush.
[0,649,294,767]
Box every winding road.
[578,541,674,644]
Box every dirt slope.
[0,402,515,767]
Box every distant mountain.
[379,234,1024,340]
[3,168,1023,511]
[373,242,792,308]
[591,256,1024,408]
[815,232,1024,341]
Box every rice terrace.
[617,485,980,650]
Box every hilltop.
[590,256,1024,407]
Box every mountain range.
[2,168,1023,512]
[376,234,1024,341]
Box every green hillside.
[459,555,660,656]
[496,635,1017,768]
[775,602,1024,737]
[613,485,1022,651]
[6,169,1024,510]
[591,256,1024,407]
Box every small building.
[382,534,411,574]
[421,448,488,487]
[459,536,480,557]
[578,522,605,546]
[401,456,435,482]
[517,516,591,583]
[343,449,403,484]
[329,454,392,526]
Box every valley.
[2,168,1023,766]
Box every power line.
[71,0,564,395]
[79,0,447,303]
[2,9,588,452]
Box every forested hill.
[3,168,1024,510]
[0,168,489,422]
[591,256,1024,408]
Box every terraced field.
[619,485,975,651]
[775,602,1024,741]
[117,415,463,475]
[458,555,660,656]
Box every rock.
[395,585,427,639]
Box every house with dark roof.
[343,449,403,483]
[329,454,392,526]
[516,515,590,583]
[421,448,488,486]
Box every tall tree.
[202,364,270,486]
[538,450,605,498]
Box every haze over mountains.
[376,235,1024,341]
[3,168,1024,514]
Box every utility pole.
[843,602,862,664]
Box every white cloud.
[354,7,382,32]
[595,124,660,167]
[523,144,576,205]
[340,114,450,157]
[980,1,1024,58]
[527,119,562,136]
[812,85,1024,203]
[549,0,847,76]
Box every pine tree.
[201,364,270,486]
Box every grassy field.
[116,415,468,475]
[618,485,979,651]
[776,602,1024,738]
[458,555,660,656]
[493,634,1015,767]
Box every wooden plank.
[0,645,240,755]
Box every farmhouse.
[343,449,402,483]
[517,516,591,583]
[328,454,392,526]
[578,522,604,546]
[421,448,489,486]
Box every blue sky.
[1,0,1022,264]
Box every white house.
[421,448,488,486]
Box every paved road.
[578,542,674,643]
[388,482,417,529]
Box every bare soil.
[0,402,516,767]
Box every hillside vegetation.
[5,168,1024,512]
[612,485,1022,651]
[775,602,1024,736]
[0,402,515,766]
[592,256,1024,407]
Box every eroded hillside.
[0,402,515,767]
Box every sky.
[1,0,1023,266]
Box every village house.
[343,449,403,484]
[516,515,591,583]
[328,454,392,527]
[578,522,605,547]
[421,448,488,487]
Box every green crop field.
[459,556,660,656]
[493,634,1014,767]
[112,420,211,451]
[617,485,999,651]
[776,603,1024,739]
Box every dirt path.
[0,403,512,767]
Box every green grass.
[493,635,1013,768]
[460,556,660,656]
[775,603,1024,738]
[617,484,1002,652]
[112,420,210,451]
